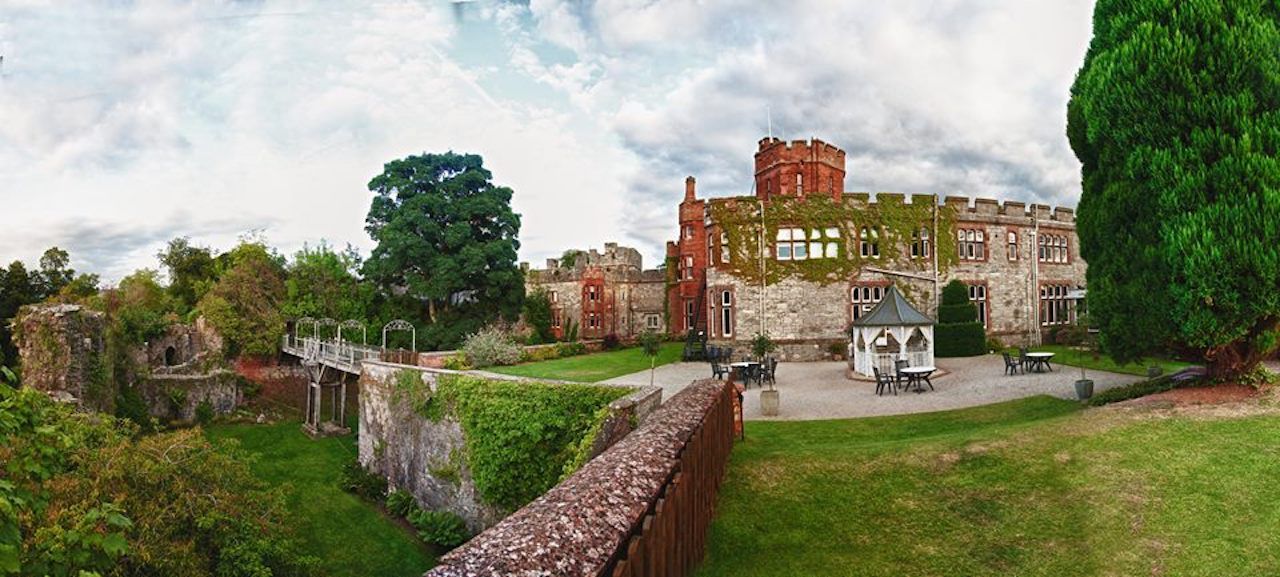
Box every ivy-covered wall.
[357,361,660,532]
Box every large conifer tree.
[1068,0,1280,378]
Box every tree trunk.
[427,299,437,324]
[1203,319,1279,382]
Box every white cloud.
[0,0,1098,281]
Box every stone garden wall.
[425,378,736,577]
[137,370,243,422]
[357,361,661,532]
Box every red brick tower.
[754,137,846,201]
[670,176,708,337]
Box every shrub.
[602,333,622,350]
[555,341,586,357]
[751,332,777,359]
[339,460,388,501]
[1088,374,1183,406]
[440,354,471,371]
[985,336,1005,353]
[386,490,419,518]
[461,325,524,368]
[827,341,846,357]
[522,289,554,344]
[935,280,986,357]
[407,509,470,550]
[521,346,560,363]
[564,318,580,342]
[195,400,215,425]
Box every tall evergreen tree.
[363,152,523,349]
[1068,0,1280,378]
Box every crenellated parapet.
[839,193,1080,223]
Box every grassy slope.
[698,396,1280,577]
[205,421,436,577]
[1030,344,1194,376]
[488,342,684,382]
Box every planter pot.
[1074,379,1094,400]
[760,389,780,416]
[1146,365,1163,378]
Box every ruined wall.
[13,304,109,410]
[138,370,242,422]
[357,361,661,532]
[524,243,667,340]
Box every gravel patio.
[602,355,1144,421]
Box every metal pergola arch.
[381,319,416,352]
[316,318,338,341]
[339,319,366,346]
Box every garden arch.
[382,319,416,352]
[339,319,366,346]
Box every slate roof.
[850,285,934,327]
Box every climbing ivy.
[398,374,629,512]
[709,195,958,286]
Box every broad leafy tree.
[197,242,287,357]
[284,242,371,324]
[157,237,218,314]
[363,152,524,348]
[1068,0,1280,377]
[36,247,74,298]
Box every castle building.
[666,136,1087,360]
[523,243,667,340]
[524,136,1087,359]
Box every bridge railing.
[282,335,384,368]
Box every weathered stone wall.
[357,360,661,532]
[13,304,109,410]
[138,370,242,422]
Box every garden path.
[602,355,1143,421]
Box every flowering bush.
[462,325,523,368]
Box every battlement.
[526,243,645,277]
[754,136,847,202]
[879,194,1079,223]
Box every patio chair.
[872,367,897,396]
[711,359,729,380]
[761,357,778,387]
[1002,352,1022,376]
[894,359,910,390]
[1018,347,1031,372]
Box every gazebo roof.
[850,285,934,328]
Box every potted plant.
[1076,330,1099,400]
[752,332,780,416]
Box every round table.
[899,366,936,393]
[1025,352,1055,373]
[730,361,760,385]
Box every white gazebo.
[848,285,935,377]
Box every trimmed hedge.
[935,280,986,357]
[1087,373,1192,406]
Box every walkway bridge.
[280,317,418,375]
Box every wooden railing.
[607,379,734,577]
[424,378,736,577]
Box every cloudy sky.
[0,0,1096,282]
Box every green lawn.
[1027,344,1194,376]
[488,342,684,382]
[698,395,1280,577]
[205,421,436,577]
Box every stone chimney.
[685,176,696,201]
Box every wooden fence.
[423,378,736,577]
[607,380,735,577]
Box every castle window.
[720,290,733,337]
[968,283,989,329]
[549,290,558,303]
[587,285,599,301]
[1008,231,1019,261]
[776,227,807,260]
[958,228,985,260]
[682,256,694,280]
[588,312,599,329]
[683,225,693,240]
[859,227,880,259]
[1038,234,1069,263]
[825,227,840,258]
[850,284,885,321]
[1040,283,1074,326]
[684,300,696,332]
[720,232,730,264]
[796,173,803,195]
[552,308,562,328]
[646,314,661,329]
[911,227,931,259]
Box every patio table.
[730,361,760,386]
[899,365,936,393]
[1025,352,1055,373]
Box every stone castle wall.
[524,243,667,340]
[13,304,109,410]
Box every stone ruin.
[12,304,108,409]
[13,303,242,422]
